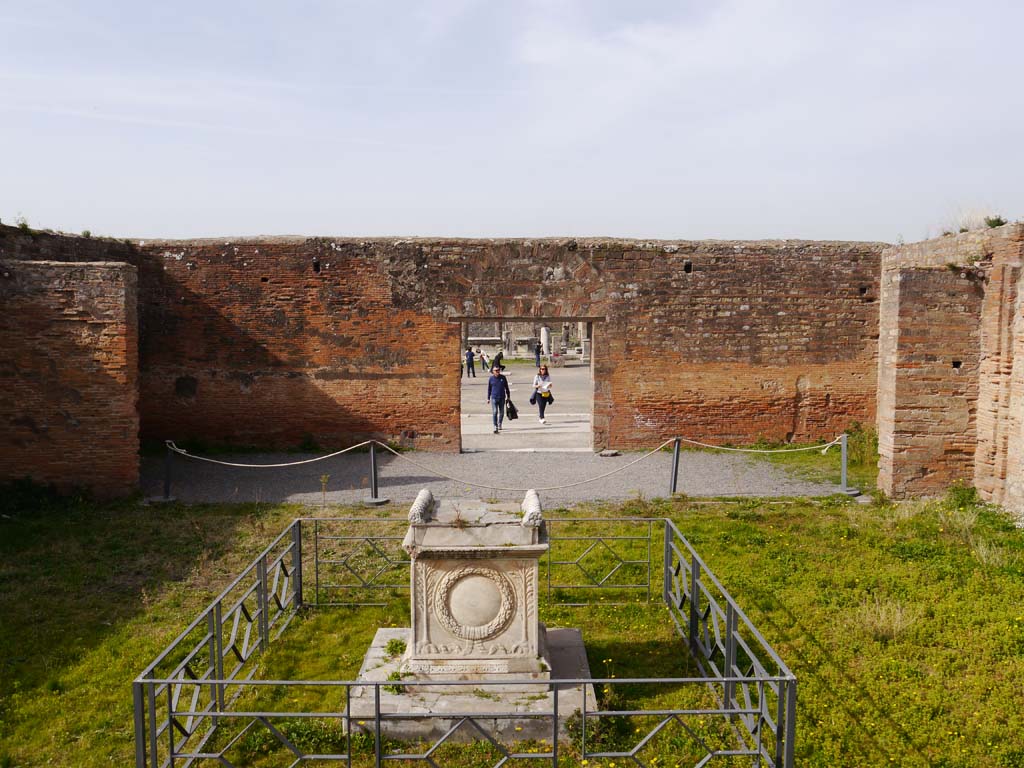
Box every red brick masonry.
[877,225,1024,515]
[0,258,138,497]
[129,237,881,453]
[6,223,1022,521]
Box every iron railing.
[134,517,796,767]
[664,519,797,765]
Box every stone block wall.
[0,259,139,496]
[877,224,1024,518]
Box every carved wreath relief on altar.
[434,565,515,640]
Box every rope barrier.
[164,434,844,494]
[374,439,677,492]
[164,440,375,468]
[675,436,842,453]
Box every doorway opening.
[455,318,597,453]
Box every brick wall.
[877,224,1024,516]
[133,239,459,450]
[14,221,1024,513]
[1003,288,1024,517]
[134,237,882,452]
[0,225,137,264]
[0,259,138,497]
[972,228,1024,520]
[0,225,885,497]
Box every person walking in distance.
[533,365,553,424]
[534,339,542,368]
[486,365,511,434]
[477,347,489,373]
[464,346,476,378]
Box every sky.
[1,0,1022,242]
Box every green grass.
[742,423,880,493]
[1,485,1023,766]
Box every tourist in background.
[464,346,476,378]
[486,365,511,434]
[534,340,542,367]
[492,348,505,370]
[532,365,553,424]
[477,348,489,371]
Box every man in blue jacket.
[485,365,511,434]
[464,347,476,378]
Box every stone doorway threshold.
[462,447,593,454]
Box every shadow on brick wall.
[0,258,138,497]
[131,243,457,458]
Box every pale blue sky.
[2,0,1022,241]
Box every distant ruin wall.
[0,258,138,497]
[877,225,1024,518]
[133,237,882,451]
[0,225,884,494]
[0,226,138,264]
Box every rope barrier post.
[363,441,390,506]
[840,433,859,497]
[163,443,172,501]
[670,437,681,495]
[840,433,847,493]
[145,443,177,504]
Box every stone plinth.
[401,494,549,680]
[351,490,594,741]
[350,627,596,742]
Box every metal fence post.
[166,685,174,766]
[213,602,225,717]
[313,519,320,607]
[133,682,146,768]
[724,604,737,713]
[374,684,382,768]
[669,438,681,495]
[662,521,672,605]
[363,442,390,506]
[346,684,353,767]
[257,555,270,652]
[292,520,303,609]
[147,683,159,768]
[785,678,797,768]
[552,681,559,764]
[206,609,219,726]
[688,555,701,653]
[777,677,797,767]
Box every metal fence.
[134,517,796,767]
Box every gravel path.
[141,448,838,506]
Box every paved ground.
[461,362,592,452]
[142,359,842,506]
[142,445,839,507]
